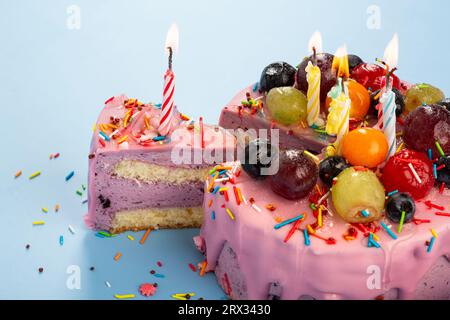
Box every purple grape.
[269,150,318,200]
[296,53,336,103]
[403,104,450,156]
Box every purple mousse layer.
[87,150,207,231]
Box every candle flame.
[332,45,349,78]
[308,31,323,54]
[165,23,179,54]
[383,33,399,69]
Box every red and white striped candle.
[158,24,179,136]
[159,69,175,135]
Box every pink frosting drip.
[200,163,450,300]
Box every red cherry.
[351,63,401,92]
[381,149,435,200]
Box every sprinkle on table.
[33,221,45,226]
[68,225,75,234]
[59,235,64,246]
[65,171,75,181]
[188,263,197,272]
[14,170,22,178]
[105,281,111,288]
[114,294,135,299]
[42,207,48,213]
[139,228,151,245]
[114,252,122,261]
[29,171,41,180]
[199,261,207,277]
[54,204,60,212]
[127,235,134,241]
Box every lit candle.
[380,34,399,159]
[159,24,179,136]
[326,45,351,155]
[305,31,322,127]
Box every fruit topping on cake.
[319,156,349,187]
[385,192,416,224]
[332,167,385,223]
[342,128,388,168]
[404,83,445,113]
[403,104,450,155]
[241,139,276,179]
[259,62,297,93]
[381,149,435,200]
[266,87,308,126]
[269,149,318,200]
[350,63,402,92]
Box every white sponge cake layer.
[110,206,203,233]
[114,160,210,184]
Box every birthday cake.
[196,39,450,299]
[86,95,235,233]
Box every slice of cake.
[86,95,235,234]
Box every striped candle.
[305,61,321,126]
[158,69,175,136]
[380,87,397,159]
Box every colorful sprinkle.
[408,163,422,184]
[380,222,398,240]
[431,228,438,238]
[65,171,75,181]
[427,237,436,253]
[188,263,197,272]
[139,228,151,245]
[361,210,370,218]
[32,221,45,226]
[14,170,22,178]
[435,141,445,157]
[274,215,304,230]
[114,252,122,261]
[114,294,135,299]
[303,229,311,246]
[29,171,41,180]
[398,211,406,233]
[42,207,48,213]
[127,235,134,241]
[59,235,64,246]
[387,190,399,197]
[68,225,75,234]
[211,211,215,220]
[225,208,235,220]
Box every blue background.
[0,0,449,299]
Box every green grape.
[332,167,385,223]
[266,87,307,126]
[404,83,444,113]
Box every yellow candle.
[305,61,321,126]
[326,81,351,155]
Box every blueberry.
[439,98,450,112]
[348,54,364,73]
[436,156,450,188]
[241,139,275,179]
[319,156,349,187]
[385,192,416,223]
[370,88,405,117]
[259,62,296,93]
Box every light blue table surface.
[1,0,449,299]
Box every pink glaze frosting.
[199,162,450,300]
[86,95,236,230]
